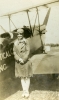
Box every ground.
[0,74,59,100]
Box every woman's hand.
[19,58,24,64]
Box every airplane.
[0,0,59,81]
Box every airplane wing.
[0,0,59,16]
[0,0,59,33]
[30,52,59,74]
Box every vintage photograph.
[0,0,59,100]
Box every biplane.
[0,0,59,81]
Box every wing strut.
[8,15,17,32]
[26,10,33,36]
[0,25,7,33]
[10,18,17,29]
[33,10,38,33]
[36,8,43,51]
[8,15,11,32]
[43,8,51,25]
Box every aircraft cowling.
[0,36,15,81]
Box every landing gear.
[52,74,59,80]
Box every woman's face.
[17,34,23,40]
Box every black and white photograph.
[0,0,59,100]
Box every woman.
[13,28,33,98]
